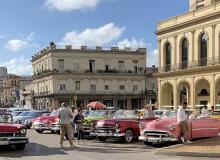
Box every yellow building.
[156,0,220,109]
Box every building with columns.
[32,42,153,111]
[156,0,220,109]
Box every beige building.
[156,0,220,109]
[32,42,149,111]
[3,74,21,107]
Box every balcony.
[158,57,220,73]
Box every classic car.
[14,111,50,129]
[91,110,157,143]
[0,112,29,150]
[138,115,220,145]
[32,110,58,133]
[82,110,116,137]
[50,111,60,134]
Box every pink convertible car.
[139,116,220,145]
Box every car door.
[191,117,219,139]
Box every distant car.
[32,110,58,134]
[92,110,157,143]
[14,111,50,128]
[139,116,219,145]
[0,112,29,150]
[49,111,60,134]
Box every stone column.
[174,36,177,70]
[127,99,131,110]
[158,80,161,109]
[191,30,195,66]
[173,79,177,109]
[158,39,162,69]
[210,74,215,107]
[212,24,216,59]
[190,77,195,108]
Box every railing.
[159,57,220,73]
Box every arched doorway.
[161,82,173,107]
[177,81,191,107]
[164,42,171,71]
[199,33,208,66]
[195,79,210,106]
[215,78,220,107]
[181,38,188,69]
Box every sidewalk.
[157,137,220,158]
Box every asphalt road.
[0,130,219,160]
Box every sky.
[0,0,188,75]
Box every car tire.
[56,130,60,135]
[97,136,107,142]
[124,129,133,143]
[15,144,26,150]
[36,129,43,134]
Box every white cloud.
[117,38,146,49]
[1,56,32,76]
[147,49,158,67]
[61,23,125,47]
[5,39,28,52]
[44,0,101,12]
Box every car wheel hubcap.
[125,130,133,142]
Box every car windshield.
[26,112,44,117]
[211,111,220,116]
[0,114,13,123]
[11,111,22,117]
[18,111,32,116]
[153,110,164,117]
[165,110,177,117]
[50,110,58,116]
[113,110,139,119]
[87,111,109,117]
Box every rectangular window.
[58,59,64,71]
[89,60,95,72]
[60,84,66,91]
[105,85,110,90]
[90,84,96,91]
[152,83,156,90]
[119,85,125,90]
[105,65,109,71]
[118,61,124,71]
[133,85,138,91]
[75,81,80,91]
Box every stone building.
[32,42,148,111]
[156,0,220,109]
[0,67,7,107]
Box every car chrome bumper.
[138,135,178,143]
[0,137,29,146]
[90,132,125,137]
[33,124,50,130]
[50,124,60,131]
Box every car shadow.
[0,143,68,158]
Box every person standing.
[201,105,209,117]
[177,102,192,144]
[58,102,74,148]
[74,109,84,145]
[143,104,155,118]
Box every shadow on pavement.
[0,142,68,158]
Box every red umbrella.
[87,101,106,109]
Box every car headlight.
[90,122,94,127]
[115,123,120,128]
[20,129,27,135]
[168,124,176,131]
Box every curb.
[157,150,220,158]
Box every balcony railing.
[159,57,220,73]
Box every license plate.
[148,138,158,143]
[0,141,8,145]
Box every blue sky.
[0,0,188,75]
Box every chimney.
[65,45,72,50]
[49,42,56,50]
[96,46,102,51]
[111,47,119,51]
[81,46,87,50]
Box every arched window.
[200,33,208,66]
[165,43,171,71]
[181,38,188,69]
[199,89,209,96]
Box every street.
[0,130,219,160]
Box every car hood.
[33,115,51,123]
[83,116,111,126]
[14,116,35,122]
[144,117,178,131]
[0,123,25,132]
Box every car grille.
[96,127,117,133]
[144,131,169,138]
[0,133,24,137]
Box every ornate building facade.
[32,42,153,111]
[157,0,220,109]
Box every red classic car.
[91,110,157,143]
[32,110,59,134]
[139,116,220,145]
[0,112,29,150]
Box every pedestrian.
[143,104,155,118]
[58,102,74,148]
[201,105,209,117]
[177,102,192,144]
[74,109,84,145]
